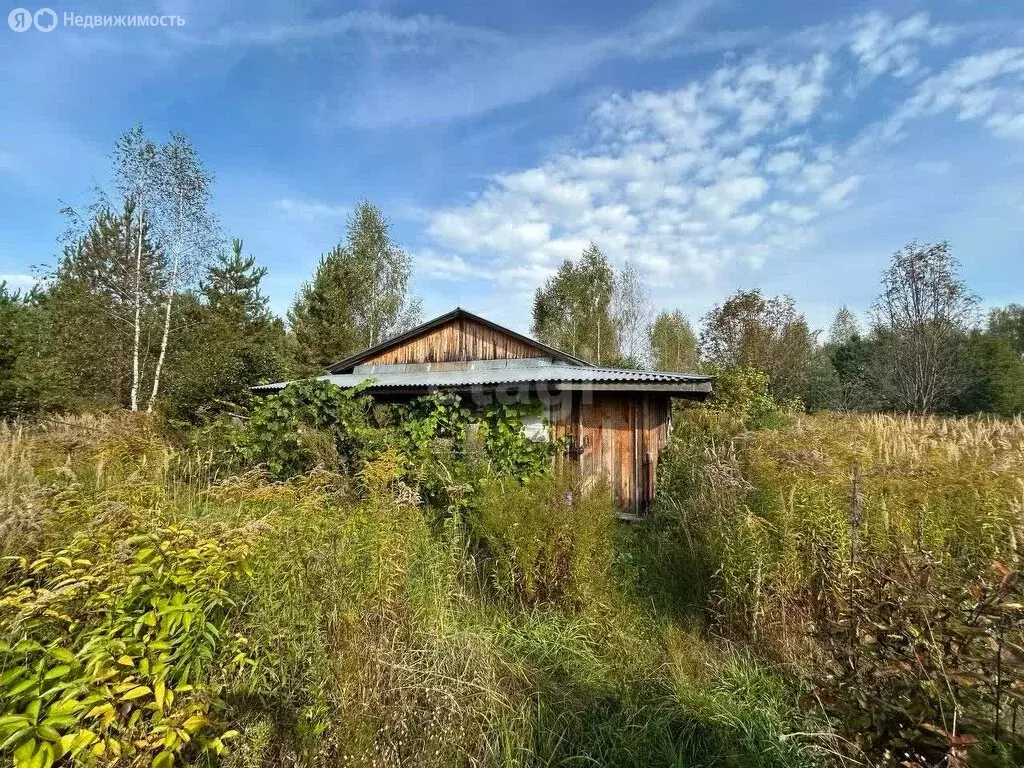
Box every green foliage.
[287,201,421,371]
[41,200,165,411]
[989,304,1024,357]
[2,413,834,768]
[397,393,557,511]
[953,331,1024,417]
[0,284,53,418]
[701,364,801,429]
[230,379,384,478]
[479,401,553,481]
[468,470,616,606]
[654,411,1024,763]
[532,243,619,364]
[815,548,1024,766]
[159,239,287,425]
[0,514,252,768]
[700,290,818,403]
[649,309,699,372]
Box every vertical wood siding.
[363,317,546,365]
[551,392,671,514]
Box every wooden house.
[255,308,713,514]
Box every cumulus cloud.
[417,12,1024,299]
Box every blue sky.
[2,0,1023,335]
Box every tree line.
[0,125,422,424]
[1,125,1022,421]
[531,240,1024,416]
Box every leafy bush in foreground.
[0,514,254,768]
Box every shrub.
[0,513,254,768]
[229,379,389,478]
[815,547,1024,766]
[468,470,616,606]
[701,364,802,429]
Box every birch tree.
[111,125,161,411]
[649,310,699,372]
[531,244,619,365]
[346,201,422,348]
[612,262,652,366]
[869,241,979,412]
[147,132,217,412]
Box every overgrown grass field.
[2,405,1023,767]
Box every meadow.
[1,400,1023,767]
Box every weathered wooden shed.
[255,308,713,514]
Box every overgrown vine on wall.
[219,382,559,503]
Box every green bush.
[0,512,253,768]
[227,379,391,478]
[701,364,802,429]
[468,470,616,606]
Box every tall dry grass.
[0,414,827,768]
[659,412,1024,649]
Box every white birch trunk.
[147,275,175,413]
[129,199,145,412]
[147,190,183,413]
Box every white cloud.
[415,251,496,282]
[414,11,1024,304]
[422,52,844,290]
[883,48,1024,141]
[820,175,863,207]
[848,12,953,79]
[0,274,38,293]
[274,198,349,221]
[224,0,722,128]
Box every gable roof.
[325,307,592,373]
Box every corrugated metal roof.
[252,364,713,393]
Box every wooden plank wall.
[364,317,546,365]
[550,392,671,514]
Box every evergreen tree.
[44,201,165,409]
[161,239,286,423]
[0,283,53,416]
[289,201,421,370]
[532,243,619,365]
[951,331,1024,416]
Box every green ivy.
[231,379,385,478]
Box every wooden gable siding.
[363,316,547,366]
[550,392,671,514]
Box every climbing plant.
[230,379,386,477]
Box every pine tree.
[161,239,286,422]
[0,283,53,416]
[44,200,165,409]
